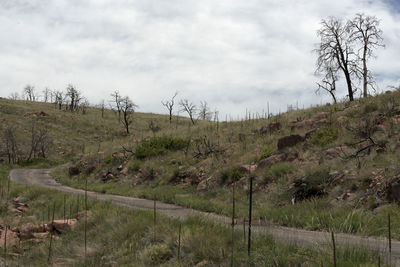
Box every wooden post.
[4,225,7,266]
[48,202,55,263]
[7,176,10,201]
[68,202,72,224]
[388,213,392,266]
[247,176,253,258]
[231,183,236,267]
[85,177,88,264]
[63,195,66,223]
[1,182,3,201]
[154,199,157,240]
[331,231,337,267]
[178,223,182,261]
[76,195,80,219]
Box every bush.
[262,162,295,184]
[135,136,188,159]
[311,126,338,147]
[363,102,378,114]
[140,244,173,265]
[292,169,332,201]
[271,162,296,178]
[219,166,245,185]
[259,144,275,160]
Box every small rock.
[120,167,129,175]
[277,135,303,150]
[68,166,80,176]
[0,225,19,248]
[195,260,209,267]
[239,164,257,174]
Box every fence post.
[231,183,236,267]
[48,202,55,263]
[388,213,392,266]
[331,231,337,267]
[247,176,253,258]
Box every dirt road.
[9,166,400,265]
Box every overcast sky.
[0,0,399,118]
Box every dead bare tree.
[42,87,51,103]
[315,18,357,101]
[110,90,122,124]
[340,115,382,168]
[148,120,161,136]
[179,99,197,125]
[79,98,90,115]
[316,64,338,104]
[66,84,82,112]
[28,122,50,160]
[193,135,225,159]
[349,14,385,98]
[120,96,138,134]
[99,100,106,118]
[8,92,19,100]
[2,127,20,164]
[23,85,36,101]
[54,90,64,110]
[162,91,178,124]
[198,101,212,120]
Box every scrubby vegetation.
[3,88,400,264]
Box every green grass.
[55,165,400,241]
[0,165,387,266]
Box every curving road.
[9,166,400,265]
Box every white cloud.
[0,0,399,118]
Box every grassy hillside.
[0,162,384,266]
[2,90,400,264]
[42,89,400,238]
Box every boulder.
[277,134,303,150]
[18,223,45,240]
[68,166,80,176]
[0,225,19,248]
[238,164,257,174]
[394,137,400,152]
[304,129,316,139]
[313,119,328,127]
[322,147,342,160]
[259,126,268,135]
[50,219,78,233]
[312,112,329,120]
[260,122,281,134]
[85,164,97,175]
[101,171,115,182]
[258,152,298,170]
[258,153,287,169]
[389,180,400,203]
[120,167,129,175]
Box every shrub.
[363,102,378,114]
[127,159,141,172]
[219,166,245,185]
[311,126,338,147]
[262,162,295,184]
[135,136,188,159]
[270,162,296,178]
[259,144,275,160]
[140,245,173,265]
[292,169,332,201]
